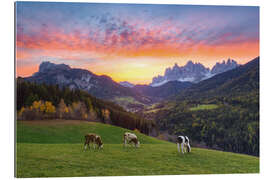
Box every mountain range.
[173,57,259,101]
[22,58,250,111]
[25,61,152,106]
[149,56,259,156]
[23,61,196,111]
[150,58,239,87]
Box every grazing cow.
[177,136,191,154]
[123,132,140,148]
[84,133,103,151]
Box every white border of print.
[1,0,269,180]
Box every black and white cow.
[177,136,191,154]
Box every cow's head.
[96,136,104,149]
[99,140,103,149]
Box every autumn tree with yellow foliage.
[17,80,157,135]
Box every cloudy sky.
[16,2,259,84]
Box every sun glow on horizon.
[16,2,259,84]
[16,54,258,85]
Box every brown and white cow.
[84,133,103,151]
[123,132,140,148]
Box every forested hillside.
[173,57,259,101]
[17,79,156,135]
[144,57,259,156]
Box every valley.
[17,57,259,156]
[21,58,241,112]
[141,57,259,156]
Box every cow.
[177,136,191,154]
[84,133,103,151]
[123,132,140,148]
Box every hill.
[17,120,163,144]
[132,81,193,102]
[173,56,259,101]
[16,120,259,177]
[143,57,259,156]
[16,80,156,135]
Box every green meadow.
[16,120,259,178]
[189,104,219,111]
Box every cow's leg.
[130,140,134,147]
[187,143,191,152]
[84,142,88,151]
[124,138,126,147]
[177,143,180,153]
[128,139,132,147]
[181,143,184,154]
[126,139,132,147]
[184,144,187,153]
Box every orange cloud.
[16,21,259,84]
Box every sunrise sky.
[16,2,259,84]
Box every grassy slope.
[16,120,259,177]
[189,104,219,111]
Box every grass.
[17,120,164,144]
[16,120,259,178]
[190,104,219,111]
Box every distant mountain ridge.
[119,81,135,88]
[150,58,239,87]
[25,61,152,105]
[132,81,193,101]
[173,57,259,101]
[23,58,243,111]
[149,57,259,156]
[211,59,238,74]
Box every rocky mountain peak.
[211,58,239,74]
[186,60,194,66]
[25,61,150,106]
[38,61,71,73]
[150,59,239,87]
